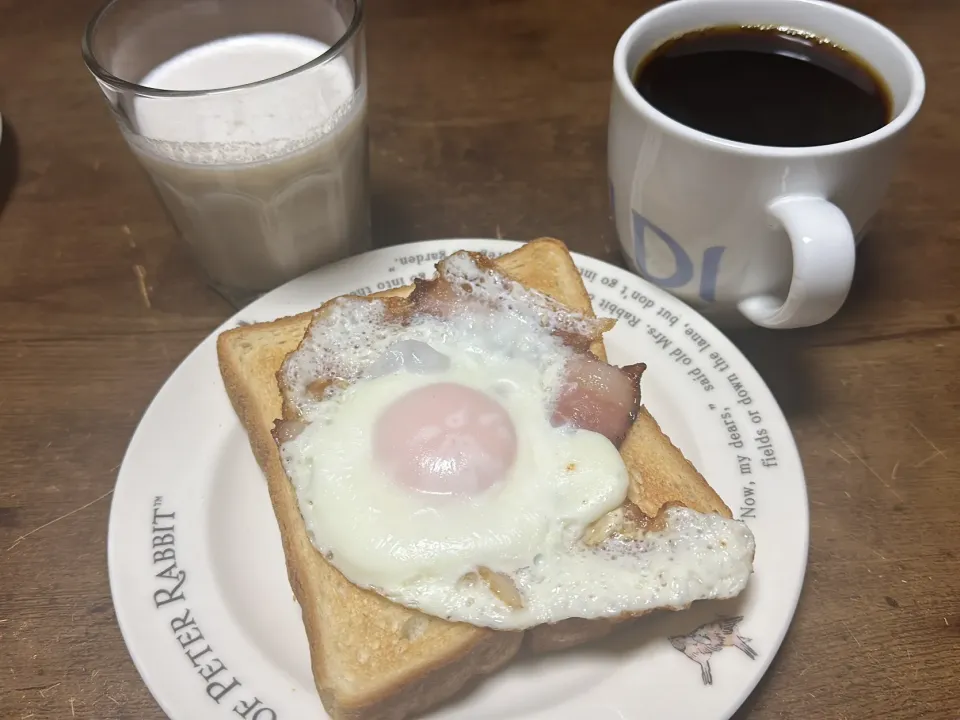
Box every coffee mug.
[608,0,925,329]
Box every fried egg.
[279,252,755,630]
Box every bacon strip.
[551,358,646,447]
[274,418,308,444]
[280,251,646,449]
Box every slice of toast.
[217,238,737,719]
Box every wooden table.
[1,0,957,717]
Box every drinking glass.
[83,0,370,305]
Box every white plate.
[109,239,808,720]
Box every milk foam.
[132,33,358,164]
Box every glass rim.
[80,0,364,99]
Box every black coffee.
[633,25,892,147]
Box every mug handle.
[737,195,856,329]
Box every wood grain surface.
[1,0,958,718]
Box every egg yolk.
[373,382,517,496]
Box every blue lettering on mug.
[699,245,724,303]
[632,210,726,303]
[632,212,693,288]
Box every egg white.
[282,335,632,616]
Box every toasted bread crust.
[217,237,739,718]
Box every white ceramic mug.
[608,0,925,329]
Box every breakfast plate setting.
[108,238,808,720]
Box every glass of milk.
[82,0,370,304]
